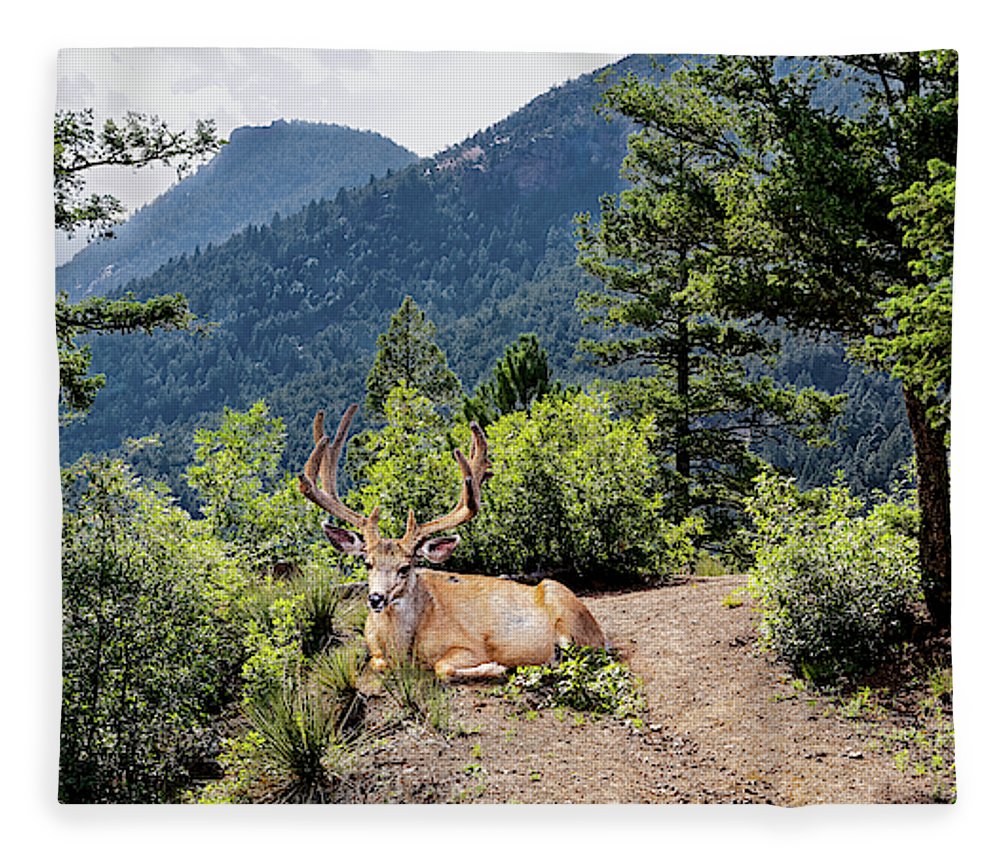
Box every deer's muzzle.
[368,592,387,612]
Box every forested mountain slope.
[58,55,911,508]
[56,120,419,299]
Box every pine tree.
[364,295,461,419]
[577,67,842,546]
[54,109,223,240]
[56,291,194,422]
[461,333,559,425]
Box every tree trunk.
[903,386,951,630]
[675,317,691,517]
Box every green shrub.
[189,731,268,804]
[346,383,457,537]
[185,401,285,541]
[194,641,368,804]
[458,391,701,582]
[746,473,921,685]
[62,406,369,804]
[237,592,306,706]
[694,551,731,577]
[60,456,238,802]
[184,400,344,575]
[197,681,354,804]
[503,645,645,720]
[233,568,367,702]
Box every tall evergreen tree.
[461,333,558,426]
[364,295,461,419]
[664,53,956,628]
[577,67,842,546]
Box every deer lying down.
[298,404,608,680]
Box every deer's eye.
[396,567,411,580]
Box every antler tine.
[325,403,359,498]
[405,422,492,546]
[311,409,326,444]
[298,404,368,531]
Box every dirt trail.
[348,575,946,804]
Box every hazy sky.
[55,48,623,262]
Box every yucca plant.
[311,640,369,737]
[195,640,369,804]
[379,659,451,732]
[242,682,351,803]
[296,569,367,657]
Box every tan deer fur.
[299,405,608,680]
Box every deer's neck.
[386,572,431,654]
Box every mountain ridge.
[56,119,420,299]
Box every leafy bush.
[237,592,306,706]
[346,383,457,537]
[61,400,377,803]
[232,568,367,701]
[185,401,285,540]
[458,391,701,582]
[60,456,239,802]
[185,400,343,574]
[746,473,921,685]
[194,537,368,803]
[193,626,367,803]
[503,645,645,720]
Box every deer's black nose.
[368,593,386,612]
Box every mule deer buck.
[298,404,607,680]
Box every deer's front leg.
[364,612,391,672]
[433,648,508,681]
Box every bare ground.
[338,575,954,805]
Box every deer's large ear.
[322,522,366,556]
[417,534,460,564]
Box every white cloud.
[55,48,625,157]
[56,49,621,188]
